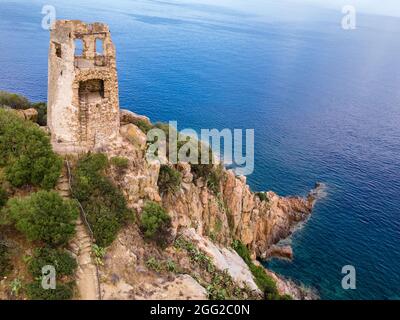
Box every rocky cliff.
[90,109,322,299]
[108,110,320,258]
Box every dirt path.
[56,167,100,300]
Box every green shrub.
[146,257,163,272]
[157,165,182,194]
[92,244,106,266]
[10,278,22,297]
[71,153,108,202]
[0,91,30,109]
[232,240,279,298]
[249,264,278,296]
[174,237,215,273]
[5,191,78,246]
[153,122,171,136]
[190,162,213,180]
[0,187,7,208]
[0,109,62,189]
[0,91,47,126]
[26,280,74,300]
[28,247,77,278]
[133,119,153,134]
[207,270,235,300]
[165,259,178,273]
[0,244,12,277]
[72,153,131,247]
[174,237,256,300]
[31,102,47,126]
[140,201,172,246]
[74,153,108,178]
[189,144,223,194]
[85,202,122,246]
[191,163,222,194]
[110,156,129,170]
[206,165,223,194]
[231,240,251,265]
[255,192,267,202]
[145,257,178,273]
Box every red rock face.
[221,170,315,258]
[107,110,322,262]
[160,162,319,260]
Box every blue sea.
[0,0,399,300]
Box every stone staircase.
[56,164,100,300]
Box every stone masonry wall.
[48,20,120,154]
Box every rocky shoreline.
[90,109,325,299]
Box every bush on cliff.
[0,90,31,109]
[188,143,223,194]
[28,247,77,278]
[255,192,267,202]
[0,109,62,189]
[157,165,182,194]
[110,156,129,176]
[30,102,47,126]
[26,280,74,300]
[110,156,129,170]
[0,91,47,125]
[140,201,172,247]
[133,119,153,134]
[191,162,223,195]
[232,240,281,299]
[72,153,132,247]
[4,191,78,246]
[231,239,252,265]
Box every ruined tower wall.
[48,20,120,154]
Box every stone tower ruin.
[48,20,120,153]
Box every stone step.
[81,244,92,252]
[70,214,99,300]
[69,243,80,255]
[78,255,92,266]
[56,181,70,190]
[80,235,92,241]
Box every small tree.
[140,201,172,247]
[5,191,78,246]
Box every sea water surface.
[0,0,399,300]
